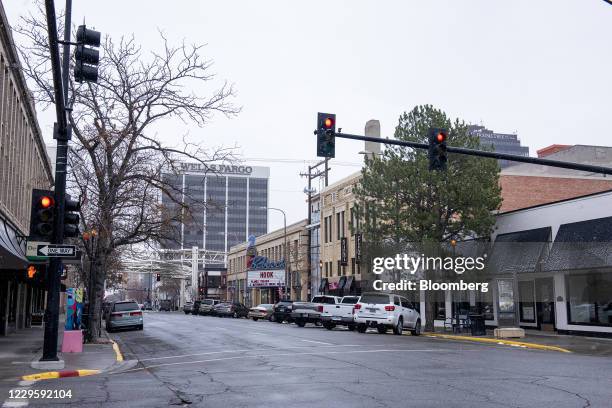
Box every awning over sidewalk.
[319,278,328,292]
[487,227,551,275]
[338,276,347,291]
[542,216,612,271]
[0,214,28,270]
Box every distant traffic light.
[63,195,81,238]
[428,128,448,171]
[156,274,161,282]
[316,112,336,158]
[74,25,101,83]
[29,189,56,241]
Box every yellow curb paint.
[111,340,124,362]
[22,371,60,381]
[419,332,572,353]
[76,369,100,377]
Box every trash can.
[469,313,486,336]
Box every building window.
[351,258,355,275]
[340,211,345,238]
[336,213,341,240]
[567,272,612,327]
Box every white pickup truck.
[320,296,360,331]
[291,295,342,327]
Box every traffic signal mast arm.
[333,131,612,176]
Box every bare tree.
[15,2,240,340]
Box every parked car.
[248,304,274,321]
[272,300,294,323]
[291,295,342,327]
[198,299,220,315]
[213,302,249,318]
[183,302,193,315]
[159,299,172,312]
[353,292,421,335]
[320,295,360,330]
[106,300,143,332]
[192,300,204,315]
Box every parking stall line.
[300,339,333,345]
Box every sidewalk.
[0,323,122,383]
[424,328,612,356]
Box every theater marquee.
[247,269,286,288]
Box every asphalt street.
[4,311,612,408]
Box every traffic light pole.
[333,132,612,176]
[40,0,71,362]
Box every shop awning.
[487,227,551,275]
[338,276,347,290]
[319,278,328,292]
[0,215,28,271]
[345,276,354,291]
[542,216,612,271]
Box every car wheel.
[233,312,238,318]
[268,315,275,322]
[377,325,388,334]
[138,325,143,330]
[393,318,403,335]
[357,324,367,333]
[411,319,421,336]
[348,324,356,331]
[184,311,189,315]
[323,322,335,330]
[296,319,306,327]
[252,317,258,321]
[276,317,283,323]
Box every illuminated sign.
[247,269,286,288]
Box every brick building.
[0,2,54,336]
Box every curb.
[421,332,572,353]
[21,335,126,382]
[22,369,100,381]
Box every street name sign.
[36,244,76,257]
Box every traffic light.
[74,25,101,83]
[29,189,55,241]
[27,265,37,279]
[428,128,448,171]
[156,274,161,282]
[63,196,81,238]
[316,112,336,158]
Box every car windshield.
[341,297,359,304]
[359,294,391,305]
[202,300,214,305]
[113,302,139,312]
[311,296,336,304]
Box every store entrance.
[535,278,555,331]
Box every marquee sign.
[247,269,286,288]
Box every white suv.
[353,292,421,335]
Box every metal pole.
[334,132,612,176]
[41,0,71,362]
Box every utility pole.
[300,159,329,298]
[39,0,71,364]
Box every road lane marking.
[300,339,332,345]
[121,348,456,373]
[138,344,390,361]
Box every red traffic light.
[324,117,334,129]
[40,196,54,208]
[436,132,446,143]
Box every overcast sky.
[5,0,612,231]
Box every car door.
[400,297,414,326]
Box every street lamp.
[260,206,288,299]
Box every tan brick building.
[227,219,309,306]
[0,1,54,335]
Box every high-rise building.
[467,125,530,168]
[161,163,269,258]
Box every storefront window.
[476,288,495,321]
[518,280,536,323]
[567,272,612,327]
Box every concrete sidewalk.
[426,328,612,356]
[0,324,121,383]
